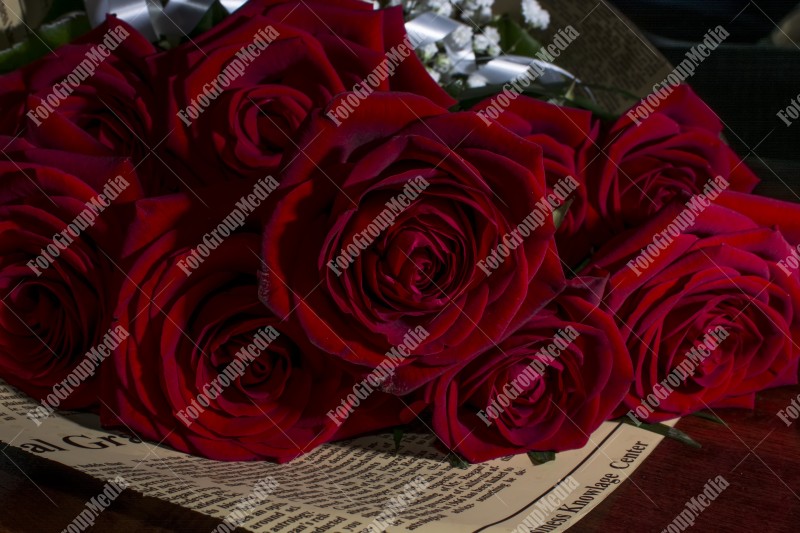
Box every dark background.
[614,0,800,183]
[2,385,798,532]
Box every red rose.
[235,0,450,99]
[0,138,141,411]
[421,278,632,462]
[104,195,405,461]
[715,190,800,245]
[154,0,454,189]
[589,85,759,238]
[590,200,800,422]
[260,93,565,395]
[472,96,599,266]
[0,18,157,164]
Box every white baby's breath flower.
[424,0,454,17]
[472,33,490,53]
[432,53,453,74]
[467,72,490,88]
[476,5,493,22]
[426,67,442,83]
[462,0,493,10]
[521,0,550,30]
[456,0,493,19]
[484,26,501,45]
[474,26,501,56]
[448,24,474,49]
[419,42,439,62]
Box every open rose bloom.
[0,0,798,464]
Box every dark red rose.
[588,85,759,239]
[589,200,800,422]
[0,17,157,164]
[104,195,406,461]
[154,0,454,189]
[0,138,141,410]
[421,278,632,462]
[715,190,800,245]
[472,96,599,266]
[234,0,449,99]
[260,93,565,395]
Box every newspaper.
[496,0,674,114]
[0,380,674,532]
[544,0,674,113]
[0,0,51,50]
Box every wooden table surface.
[1,383,799,532]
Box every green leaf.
[0,12,91,74]
[456,83,619,120]
[563,93,619,122]
[572,255,593,275]
[552,198,573,230]
[691,410,725,425]
[454,84,508,109]
[527,451,556,466]
[0,39,43,74]
[621,419,701,449]
[37,12,91,49]
[496,15,541,57]
[189,0,230,38]
[393,427,405,454]
[448,453,470,469]
[44,0,87,24]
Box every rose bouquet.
[1,0,798,465]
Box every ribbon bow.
[83,1,588,98]
[84,0,247,41]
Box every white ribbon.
[408,11,587,94]
[83,1,589,98]
[84,0,247,40]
